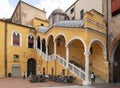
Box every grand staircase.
[36,49,107,84]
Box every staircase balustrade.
[68,62,85,80]
[56,55,66,67]
[47,54,56,61]
[36,50,86,81]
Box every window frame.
[27,34,35,49]
[11,31,22,47]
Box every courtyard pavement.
[0,78,120,88]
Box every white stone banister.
[56,54,85,81]
[47,54,56,61]
[68,62,85,80]
[36,49,85,81]
[56,55,66,67]
[36,48,41,55]
[41,52,47,61]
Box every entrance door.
[12,67,20,77]
[27,59,36,76]
[113,43,120,82]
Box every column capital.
[84,51,90,56]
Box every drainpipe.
[106,0,110,83]
[4,21,7,77]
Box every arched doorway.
[27,59,36,76]
[113,42,120,82]
[68,39,85,70]
[55,35,66,58]
[42,38,46,54]
[47,35,54,55]
[89,40,107,81]
[37,36,40,49]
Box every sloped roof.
[53,20,84,28]
[37,20,84,33]
[37,26,49,33]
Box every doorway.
[27,59,36,76]
[113,43,120,82]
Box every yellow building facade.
[0,3,108,85]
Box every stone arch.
[55,33,67,45]
[27,58,36,76]
[47,34,54,55]
[46,33,55,45]
[27,34,35,48]
[88,39,106,59]
[55,33,66,58]
[66,37,87,52]
[66,37,86,70]
[111,40,120,82]
[41,38,46,53]
[36,36,41,49]
[88,39,107,80]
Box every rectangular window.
[13,55,19,62]
[70,8,74,14]
[80,10,84,19]
[112,0,120,16]
[13,36,20,45]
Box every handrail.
[47,54,56,61]
[56,55,66,67]
[70,56,107,81]
[68,62,85,80]
[41,52,47,61]
[36,49,86,81]
[56,54,85,81]
[36,48,41,55]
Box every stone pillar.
[84,51,90,85]
[36,39,37,50]
[54,40,56,57]
[40,42,42,54]
[66,45,69,68]
[46,45,48,61]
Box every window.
[112,0,120,16]
[41,23,44,26]
[70,8,74,14]
[80,10,84,19]
[13,32,20,46]
[13,55,19,62]
[28,35,34,48]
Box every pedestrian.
[91,72,95,85]
[23,72,25,79]
[29,72,32,79]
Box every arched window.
[28,35,34,48]
[13,32,20,46]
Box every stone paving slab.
[42,86,95,88]
[0,78,120,88]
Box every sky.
[0,0,76,19]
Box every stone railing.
[56,54,85,81]
[56,55,66,67]
[47,54,56,61]
[68,62,85,80]
[41,52,47,61]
